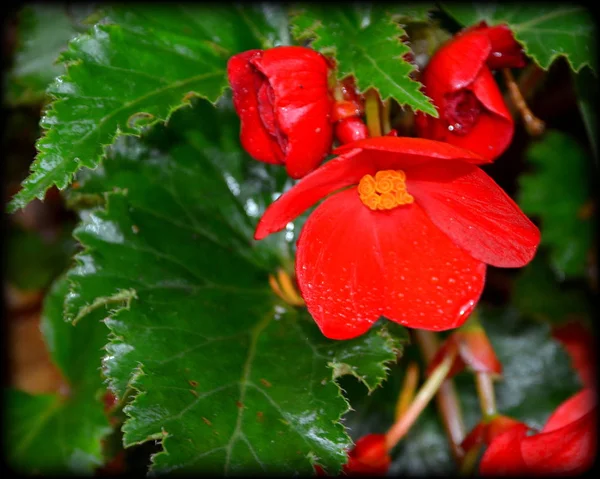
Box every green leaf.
[573,66,599,161]
[518,130,594,279]
[5,5,93,106]
[513,252,592,325]
[8,4,289,213]
[441,3,597,72]
[64,98,408,474]
[6,225,76,291]
[6,276,112,474]
[290,5,437,116]
[341,306,581,475]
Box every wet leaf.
[64,98,408,474]
[8,4,288,213]
[291,5,437,116]
[5,277,112,474]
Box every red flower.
[343,434,391,476]
[415,24,525,160]
[255,137,540,339]
[227,46,334,179]
[479,389,597,475]
[553,320,596,389]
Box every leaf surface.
[6,277,112,474]
[291,5,437,115]
[9,4,288,212]
[518,130,594,279]
[64,98,409,474]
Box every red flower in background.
[314,434,391,476]
[255,137,540,339]
[415,23,525,160]
[227,46,334,179]
[479,389,597,475]
[553,320,596,389]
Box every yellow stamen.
[269,269,305,307]
[358,170,414,210]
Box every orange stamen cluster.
[358,170,414,211]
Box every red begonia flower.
[479,389,597,475]
[343,434,391,476]
[415,24,525,160]
[255,137,540,339]
[553,321,596,389]
[227,46,334,179]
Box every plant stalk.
[364,88,383,137]
[385,347,457,450]
[414,330,466,461]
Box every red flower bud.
[480,389,597,475]
[227,47,334,179]
[415,24,523,160]
[343,434,391,476]
[335,117,369,145]
[461,415,524,453]
[426,325,502,379]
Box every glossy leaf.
[5,277,112,474]
[5,4,93,106]
[341,306,581,475]
[518,130,594,279]
[442,3,597,72]
[64,98,408,474]
[8,4,288,213]
[290,5,437,116]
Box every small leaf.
[8,4,288,213]
[5,4,93,106]
[518,130,594,279]
[291,5,437,116]
[64,98,408,473]
[441,3,597,72]
[6,277,112,474]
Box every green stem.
[475,372,497,420]
[364,89,382,137]
[414,330,466,461]
[385,346,457,450]
[381,98,392,135]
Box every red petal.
[252,46,334,178]
[484,24,526,69]
[542,389,596,433]
[425,30,491,93]
[254,149,373,240]
[344,434,391,476]
[296,189,486,339]
[256,137,487,241]
[334,136,489,165]
[553,321,597,388]
[407,161,540,267]
[479,424,529,475]
[227,50,283,165]
[521,410,596,475]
